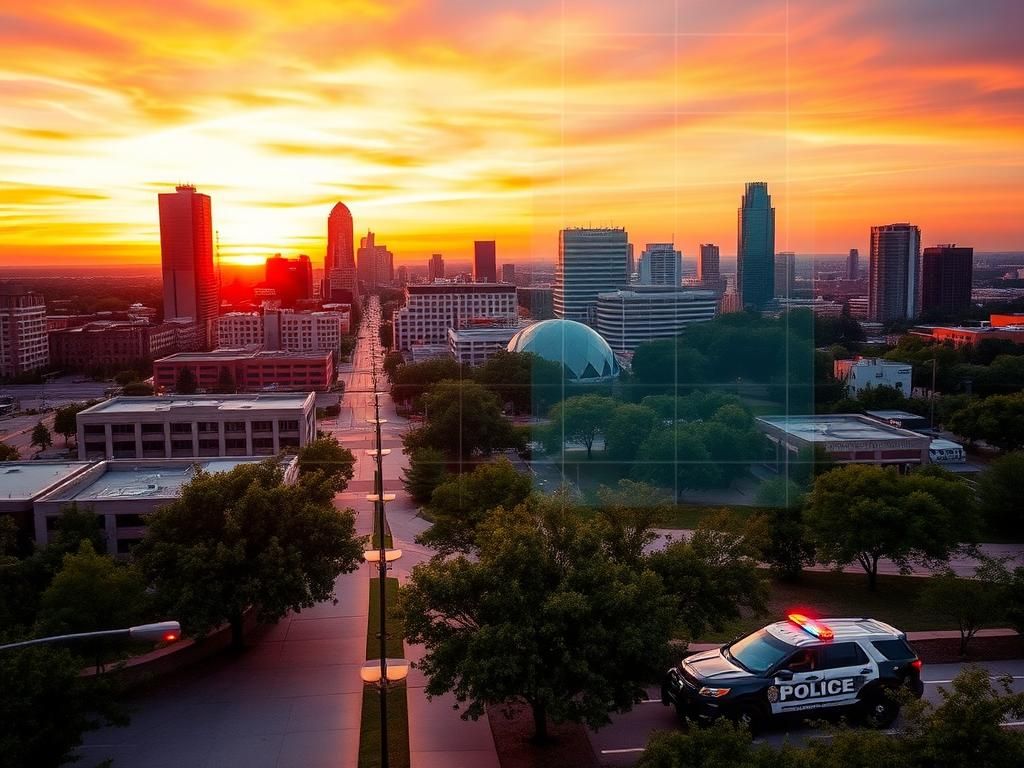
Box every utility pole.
[930,357,937,430]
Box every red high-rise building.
[325,202,358,302]
[265,254,313,306]
[921,244,973,318]
[474,240,497,283]
[159,185,217,348]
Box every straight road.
[591,659,1024,765]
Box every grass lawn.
[358,684,409,768]
[653,504,759,529]
[695,569,959,643]
[359,575,409,768]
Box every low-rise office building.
[447,325,526,366]
[217,309,349,352]
[153,348,334,393]
[393,283,518,350]
[76,393,316,460]
[757,414,931,468]
[33,457,299,552]
[0,461,93,536]
[834,357,912,396]
[594,287,718,353]
[48,319,201,371]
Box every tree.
[638,719,803,768]
[604,403,658,463]
[594,481,672,566]
[546,394,617,459]
[175,366,198,395]
[297,435,356,491]
[30,421,52,453]
[379,320,393,349]
[646,511,768,642]
[134,461,363,648]
[806,465,977,590]
[382,350,404,382]
[977,452,1024,536]
[634,426,720,493]
[948,393,1024,452]
[401,499,676,742]
[402,379,520,460]
[0,645,126,768]
[53,406,80,445]
[918,570,1007,656]
[213,366,237,394]
[390,358,466,406]
[113,370,141,387]
[36,541,151,670]
[418,458,533,553]
[0,442,19,461]
[401,447,447,503]
[474,350,565,416]
[120,381,154,396]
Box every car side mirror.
[775,669,793,681]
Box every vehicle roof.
[764,617,905,647]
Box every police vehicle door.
[770,647,826,714]
[814,641,875,708]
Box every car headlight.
[698,686,731,698]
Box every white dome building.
[507,319,620,383]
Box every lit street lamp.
[0,621,181,652]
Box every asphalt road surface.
[590,659,1024,765]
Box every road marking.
[600,748,645,755]
[925,676,1024,684]
[640,698,661,704]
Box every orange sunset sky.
[1,0,1022,268]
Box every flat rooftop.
[757,414,927,443]
[49,460,260,503]
[864,410,926,420]
[0,462,93,501]
[80,394,311,415]
[156,349,331,363]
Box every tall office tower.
[698,243,723,292]
[847,248,859,281]
[325,202,357,303]
[501,263,516,284]
[627,243,636,278]
[638,243,682,286]
[868,223,921,323]
[396,265,409,287]
[737,182,776,310]
[554,227,629,324]
[357,231,394,288]
[474,241,497,283]
[428,253,445,282]
[921,244,973,318]
[773,251,796,298]
[0,287,49,377]
[158,184,217,348]
[264,254,313,306]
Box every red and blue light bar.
[788,613,834,641]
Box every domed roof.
[507,319,620,382]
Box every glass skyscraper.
[554,227,629,324]
[869,223,921,322]
[736,182,775,310]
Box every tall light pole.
[359,296,406,768]
[0,621,180,652]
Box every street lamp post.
[0,621,181,652]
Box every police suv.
[662,614,924,732]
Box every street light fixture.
[0,621,182,652]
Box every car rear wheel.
[863,694,900,728]
[734,704,765,735]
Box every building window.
[170,423,192,434]
[224,421,246,433]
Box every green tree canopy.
[213,366,237,394]
[918,569,1007,655]
[473,350,565,416]
[546,394,617,459]
[0,442,19,461]
[401,447,448,503]
[174,366,198,395]
[30,422,52,452]
[634,426,720,493]
[121,381,155,396]
[806,464,978,590]
[977,451,1024,536]
[604,403,659,463]
[401,498,676,741]
[402,379,520,460]
[646,511,768,641]
[134,461,364,648]
[947,392,1024,452]
[418,458,533,554]
[297,434,356,491]
[390,358,466,406]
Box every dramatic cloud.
[0,0,1020,267]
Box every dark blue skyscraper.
[737,182,775,310]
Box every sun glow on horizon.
[0,0,1022,269]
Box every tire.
[862,693,900,728]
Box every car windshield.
[727,629,793,674]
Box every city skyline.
[1,1,1022,268]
